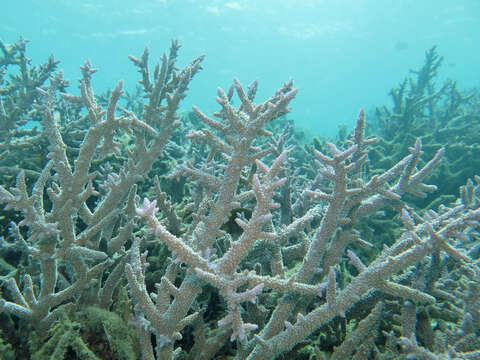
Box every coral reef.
[0,38,479,359]
[0,38,62,186]
[370,46,480,209]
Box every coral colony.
[0,38,479,359]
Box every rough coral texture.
[0,39,479,360]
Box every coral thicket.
[0,38,479,360]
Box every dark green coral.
[29,307,139,360]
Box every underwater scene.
[1,0,479,359]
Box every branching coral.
[0,39,478,360]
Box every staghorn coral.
[129,95,478,359]
[370,46,480,210]
[0,39,204,358]
[0,38,62,184]
[0,39,479,359]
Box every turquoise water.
[2,0,479,136]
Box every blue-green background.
[2,0,479,136]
